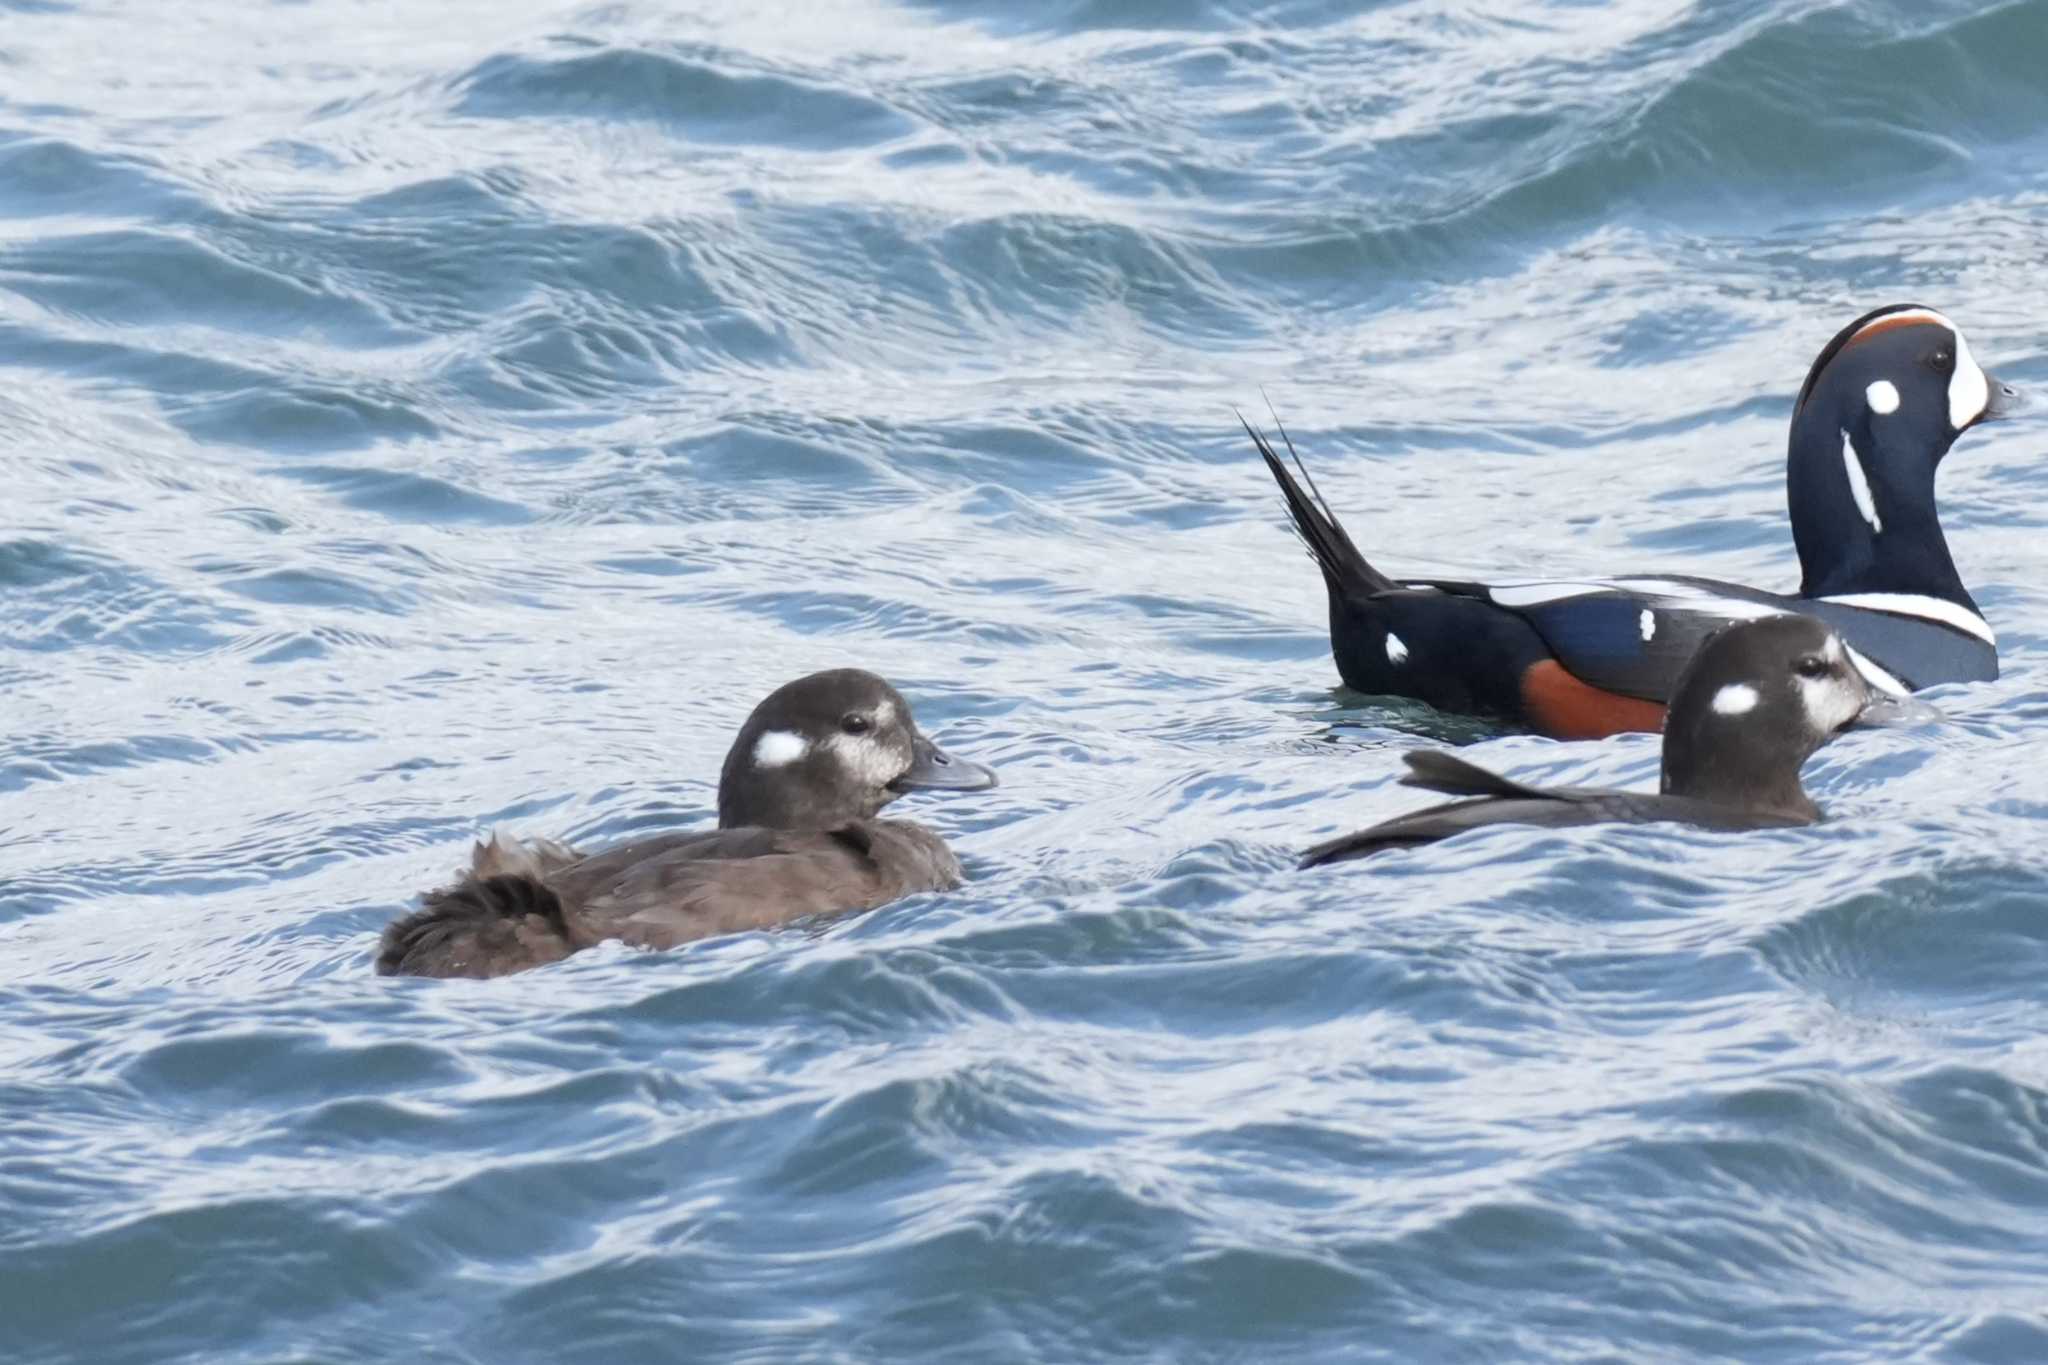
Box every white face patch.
[1711,683,1758,716]
[752,730,809,768]
[1639,609,1655,642]
[1849,308,1986,430]
[1949,323,1989,430]
[1865,379,1899,414]
[1840,430,1881,534]
[823,732,905,789]
[1385,632,1409,665]
[1796,636,1865,736]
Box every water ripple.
[3,0,2048,1361]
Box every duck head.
[1788,304,2023,605]
[718,668,997,831]
[1660,614,1932,820]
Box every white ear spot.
[1711,683,1759,716]
[1841,431,1881,534]
[752,730,808,767]
[1639,609,1656,642]
[1866,379,1899,414]
[1846,308,1988,430]
[1385,632,1408,665]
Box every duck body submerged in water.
[377,668,997,979]
[1252,304,2025,738]
[1300,615,1932,867]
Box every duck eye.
[1793,655,1831,680]
[1929,348,1954,372]
[840,712,871,735]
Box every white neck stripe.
[1840,431,1881,534]
[1819,592,1994,645]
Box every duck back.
[377,821,962,979]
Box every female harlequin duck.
[1298,615,1929,866]
[1250,304,2026,738]
[377,669,997,978]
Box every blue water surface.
[5,1,2048,1360]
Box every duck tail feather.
[470,829,582,881]
[1239,406,1396,597]
[376,873,575,979]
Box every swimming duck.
[1300,615,1927,866]
[1252,304,2024,738]
[377,668,997,978]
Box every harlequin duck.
[377,669,998,978]
[1251,304,2026,738]
[1299,615,1930,867]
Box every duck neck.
[1660,754,1818,822]
[1788,413,1974,610]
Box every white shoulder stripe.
[1490,578,1788,622]
[1487,581,1613,608]
[1610,576,1714,598]
[1819,592,1995,645]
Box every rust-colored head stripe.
[1794,303,1951,414]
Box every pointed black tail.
[1241,413,1396,599]
[376,873,576,979]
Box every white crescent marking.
[1844,644,1908,697]
[1949,324,1989,430]
[1847,307,1987,429]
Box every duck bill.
[1852,692,1941,728]
[890,733,999,793]
[1978,371,2027,423]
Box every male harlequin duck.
[1250,304,2026,738]
[1299,615,1929,866]
[377,669,998,978]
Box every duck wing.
[1425,573,1993,698]
[1409,575,1788,703]
[380,822,967,979]
[561,821,964,947]
[1300,784,1810,868]
[1299,792,1614,867]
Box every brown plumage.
[377,670,997,979]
